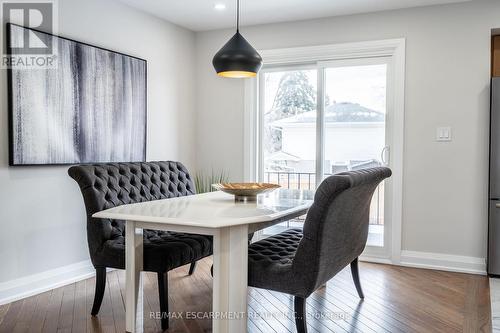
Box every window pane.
[324,64,387,247]
[262,69,317,190]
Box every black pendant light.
[212,0,262,78]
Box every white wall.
[0,0,196,294]
[195,0,500,261]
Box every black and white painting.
[8,24,147,165]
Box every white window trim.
[244,38,405,265]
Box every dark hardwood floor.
[0,258,491,333]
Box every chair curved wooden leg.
[350,257,365,299]
[188,261,197,275]
[91,267,106,316]
[294,296,307,333]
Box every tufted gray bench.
[68,161,213,330]
[247,167,392,333]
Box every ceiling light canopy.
[212,0,262,78]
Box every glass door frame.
[257,57,392,257]
[243,39,406,264]
[319,56,393,258]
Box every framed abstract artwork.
[7,23,147,165]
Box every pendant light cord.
[236,0,240,32]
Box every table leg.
[212,224,249,333]
[125,221,143,333]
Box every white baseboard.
[400,250,486,275]
[0,260,96,305]
[359,254,393,265]
[0,250,486,306]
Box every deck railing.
[264,171,324,190]
[264,171,384,225]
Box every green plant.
[194,170,229,194]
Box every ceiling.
[117,0,472,31]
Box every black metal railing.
[264,171,329,190]
[264,171,384,225]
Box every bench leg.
[157,272,169,330]
[351,257,365,299]
[294,296,307,333]
[188,261,197,275]
[91,267,106,316]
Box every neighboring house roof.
[266,151,301,162]
[271,102,385,127]
[350,159,381,170]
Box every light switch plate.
[436,127,452,142]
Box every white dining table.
[93,188,314,333]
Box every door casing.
[244,39,406,264]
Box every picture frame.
[6,23,147,166]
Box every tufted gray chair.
[248,167,392,333]
[68,161,213,330]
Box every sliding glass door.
[322,58,388,248]
[258,57,392,253]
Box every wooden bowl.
[212,183,281,202]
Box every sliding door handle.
[381,146,390,166]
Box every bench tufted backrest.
[68,161,196,263]
[292,167,391,295]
